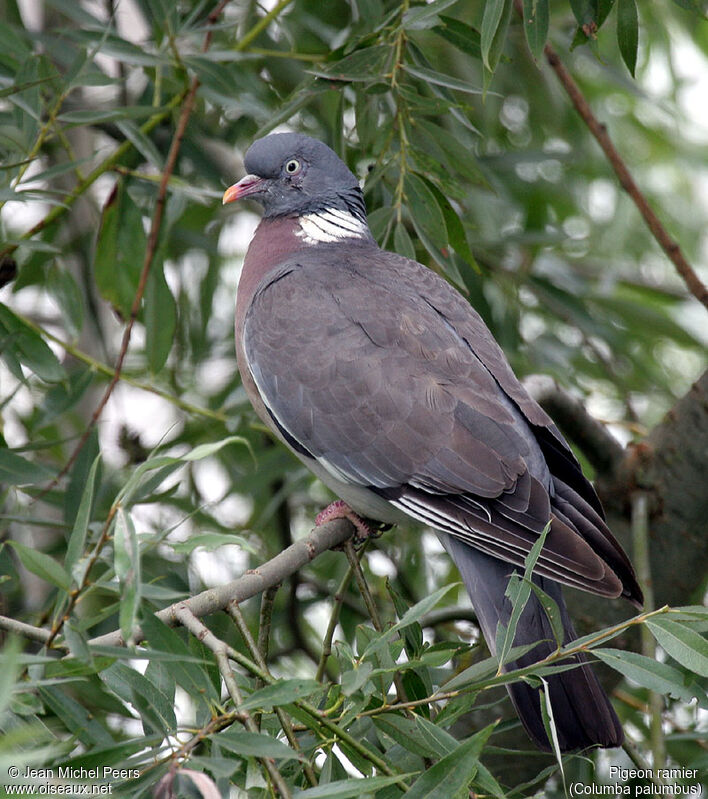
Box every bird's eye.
[285,158,301,175]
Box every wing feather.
[243,245,640,602]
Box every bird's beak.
[222,174,265,204]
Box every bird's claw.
[315,500,386,547]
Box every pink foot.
[315,500,377,545]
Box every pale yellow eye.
[285,158,301,175]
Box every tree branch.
[523,374,624,474]
[0,614,59,645]
[541,41,708,311]
[46,75,203,493]
[89,518,354,648]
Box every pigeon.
[222,132,642,751]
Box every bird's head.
[223,133,368,223]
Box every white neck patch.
[296,207,370,244]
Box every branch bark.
[89,518,354,648]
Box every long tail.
[440,534,623,752]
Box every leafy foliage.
[0,0,707,796]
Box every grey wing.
[244,253,639,601]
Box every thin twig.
[162,614,403,783]
[343,541,410,709]
[165,714,238,767]
[315,564,356,682]
[228,601,318,787]
[44,76,202,494]
[174,604,293,798]
[343,541,383,632]
[44,504,119,649]
[541,41,708,310]
[622,736,672,795]
[257,583,280,682]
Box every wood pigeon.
[223,132,642,752]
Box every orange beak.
[222,174,265,204]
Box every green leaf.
[58,105,166,125]
[645,618,708,677]
[362,583,457,659]
[140,615,219,703]
[386,578,423,656]
[0,446,55,485]
[568,0,596,26]
[367,206,394,243]
[594,648,707,705]
[58,739,156,779]
[101,662,176,736]
[404,724,496,799]
[144,260,177,374]
[526,580,565,647]
[480,0,510,72]
[441,642,541,692]
[116,119,164,171]
[433,16,482,60]
[64,427,99,526]
[0,638,21,719]
[0,303,66,382]
[254,80,328,139]
[497,522,550,667]
[114,508,141,645]
[433,691,479,728]
[402,0,460,30]
[217,730,303,761]
[39,685,114,747]
[670,0,707,12]
[474,763,507,799]
[64,454,100,578]
[238,679,322,711]
[184,437,249,462]
[402,64,485,96]
[340,661,374,696]
[424,179,480,271]
[94,178,146,319]
[6,540,72,591]
[38,368,93,430]
[169,532,257,556]
[539,676,566,794]
[311,46,391,82]
[393,221,417,260]
[373,713,440,759]
[413,714,460,756]
[47,265,84,338]
[117,436,248,506]
[404,173,447,250]
[617,0,639,77]
[294,774,412,798]
[522,0,550,60]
